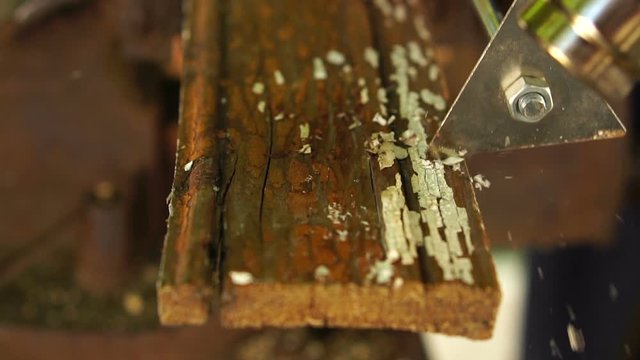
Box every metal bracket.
[430,0,626,155]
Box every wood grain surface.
[158,0,501,339]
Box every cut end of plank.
[220,282,500,340]
[158,284,213,326]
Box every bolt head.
[504,75,553,123]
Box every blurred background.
[0,0,638,359]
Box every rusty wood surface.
[159,0,500,339]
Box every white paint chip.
[400,129,418,147]
[373,112,387,126]
[441,156,464,166]
[373,0,393,17]
[348,119,362,130]
[298,144,312,154]
[377,88,388,104]
[473,174,491,190]
[257,101,266,113]
[428,64,440,81]
[299,123,310,141]
[252,82,265,94]
[407,41,429,67]
[326,50,346,65]
[414,16,432,41]
[274,70,285,85]
[313,57,327,80]
[183,160,193,172]
[420,88,446,111]
[393,4,407,22]
[368,260,395,284]
[327,202,350,224]
[360,87,369,104]
[364,47,379,68]
[229,271,254,285]
[314,265,330,281]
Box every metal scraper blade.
[430,0,626,155]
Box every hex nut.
[504,75,554,123]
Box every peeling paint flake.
[367,260,395,285]
[377,88,388,104]
[299,123,310,141]
[414,16,432,41]
[366,131,397,170]
[257,100,266,113]
[274,70,285,85]
[183,160,194,172]
[420,88,446,111]
[407,41,429,67]
[328,202,350,225]
[313,57,327,80]
[380,174,412,263]
[428,64,440,81]
[230,271,254,285]
[360,87,369,104]
[404,107,476,285]
[364,46,379,68]
[373,112,387,126]
[473,174,491,190]
[348,119,362,130]
[314,265,330,281]
[441,156,464,166]
[252,82,265,94]
[326,49,346,65]
[373,0,393,17]
[298,144,312,154]
[393,4,407,22]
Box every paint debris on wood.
[158,0,501,340]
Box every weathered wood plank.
[215,0,501,339]
[156,0,222,325]
[157,0,500,338]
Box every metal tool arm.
[520,0,640,101]
[431,0,629,155]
